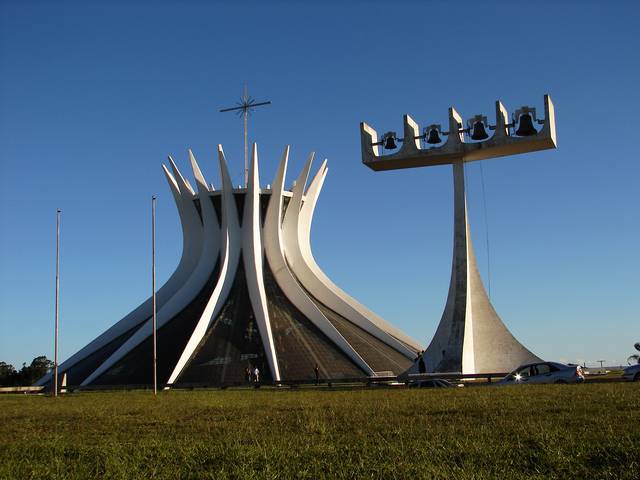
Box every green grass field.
[1,383,638,479]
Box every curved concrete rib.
[81,151,221,386]
[167,145,240,383]
[167,146,242,384]
[242,145,281,381]
[263,147,374,376]
[163,163,205,283]
[37,161,203,387]
[169,156,196,197]
[283,158,422,358]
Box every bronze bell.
[515,113,537,136]
[470,120,489,140]
[426,127,442,144]
[383,132,398,150]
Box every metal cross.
[220,85,271,187]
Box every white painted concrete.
[422,161,541,374]
[361,95,557,171]
[263,147,374,376]
[241,145,281,381]
[167,147,244,384]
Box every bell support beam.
[421,161,471,372]
[360,95,556,171]
[422,160,541,373]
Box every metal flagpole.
[220,85,271,188]
[152,195,157,395]
[54,209,61,397]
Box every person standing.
[418,354,426,374]
[253,366,260,385]
[314,363,320,385]
[245,366,252,384]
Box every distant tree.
[0,356,54,386]
[0,362,19,386]
[19,356,54,385]
[0,361,16,377]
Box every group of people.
[243,363,322,385]
[244,366,260,385]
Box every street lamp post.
[152,195,157,395]
[53,209,61,397]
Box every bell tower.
[360,95,556,374]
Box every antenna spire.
[220,85,271,187]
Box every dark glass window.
[176,259,272,386]
[93,260,220,386]
[264,261,364,381]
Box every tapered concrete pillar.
[422,161,541,374]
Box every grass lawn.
[1,383,638,479]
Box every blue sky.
[1,1,638,368]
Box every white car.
[497,362,585,385]
[622,364,640,382]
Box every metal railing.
[32,371,512,393]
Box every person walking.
[314,363,320,385]
[245,366,252,385]
[253,366,260,385]
[418,353,426,374]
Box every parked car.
[409,379,454,388]
[622,364,640,382]
[497,362,584,385]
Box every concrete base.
[418,161,541,374]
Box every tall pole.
[152,195,157,395]
[53,209,60,397]
[244,102,248,187]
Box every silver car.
[498,362,585,385]
[622,364,640,382]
